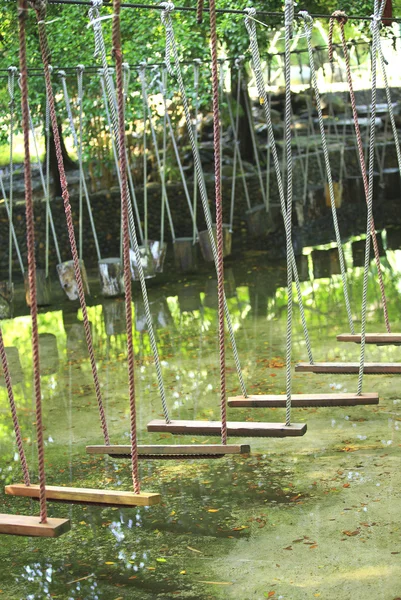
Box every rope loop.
[328,10,348,62]
[160,2,175,76]
[298,10,313,38]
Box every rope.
[160,2,248,399]
[244,7,314,367]
[112,0,139,493]
[283,0,293,427]
[141,67,148,246]
[328,10,391,334]
[0,327,30,486]
[33,0,110,446]
[357,7,380,395]
[208,0,227,444]
[58,69,102,261]
[243,80,266,206]
[0,172,25,275]
[45,84,51,275]
[192,59,201,244]
[196,0,203,24]
[299,11,355,335]
[90,6,170,424]
[7,66,17,286]
[18,0,47,523]
[77,65,84,258]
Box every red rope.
[196,0,204,24]
[18,0,47,522]
[329,12,391,334]
[113,0,140,493]
[209,0,227,445]
[0,327,30,487]
[32,0,111,444]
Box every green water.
[1,243,401,599]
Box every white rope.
[7,66,17,285]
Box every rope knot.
[76,64,85,73]
[160,1,174,15]
[298,10,313,25]
[244,7,256,17]
[58,69,66,78]
[331,10,348,26]
[328,11,348,62]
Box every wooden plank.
[228,393,379,407]
[5,484,161,507]
[86,444,251,457]
[147,420,306,437]
[337,333,401,345]
[0,514,71,538]
[295,362,401,374]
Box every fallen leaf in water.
[128,576,137,580]
[283,546,293,551]
[343,530,360,537]
[187,546,202,554]
[196,581,233,585]
[208,509,219,513]
[343,483,350,488]
[180,570,186,575]
[104,562,115,565]
[309,544,318,549]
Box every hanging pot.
[0,346,23,386]
[130,246,155,281]
[57,260,90,301]
[198,224,232,263]
[102,299,126,336]
[39,333,59,376]
[245,204,272,238]
[173,238,198,273]
[177,283,202,313]
[0,282,14,319]
[148,240,168,274]
[98,258,124,298]
[325,181,343,209]
[24,269,52,307]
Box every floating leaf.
[187,546,202,554]
[104,562,115,565]
[207,509,219,513]
[156,558,167,563]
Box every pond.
[0,239,400,599]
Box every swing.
[1,2,70,536]
[7,0,161,508]
[296,8,398,373]
[146,2,308,438]
[227,8,378,408]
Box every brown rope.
[209,0,227,445]
[18,0,47,522]
[0,327,30,487]
[329,11,391,333]
[112,0,140,493]
[32,0,111,443]
[196,0,204,24]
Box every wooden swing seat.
[0,513,71,537]
[147,419,307,437]
[5,484,161,507]
[295,362,401,374]
[228,392,379,408]
[337,333,401,345]
[86,444,251,459]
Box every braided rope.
[33,0,110,446]
[112,0,139,492]
[209,0,227,444]
[299,11,355,335]
[0,171,25,274]
[328,10,391,334]
[89,5,171,423]
[45,85,51,275]
[19,0,47,522]
[244,8,314,367]
[160,2,248,399]
[196,0,204,24]
[357,9,380,395]
[0,327,30,486]
[192,59,201,244]
[7,66,17,286]
[77,65,84,259]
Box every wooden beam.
[228,392,379,407]
[0,514,71,537]
[86,444,251,458]
[5,484,161,507]
[295,362,401,374]
[147,420,306,437]
[337,333,401,345]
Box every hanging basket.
[98,258,124,298]
[57,260,90,301]
[130,246,155,281]
[39,333,59,376]
[245,204,272,238]
[102,299,126,336]
[324,181,343,209]
[0,281,14,319]
[173,238,198,273]
[0,346,23,386]
[24,269,52,307]
[148,240,168,273]
[198,224,232,262]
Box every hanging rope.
[244,7,314,367]
[0,171,25,275]
[112,0,139,492]
[32,0,110,446]
[208,0,226,444]
[192,58,201,244]
[77,64,84,259]
[196,0,204,24]
[0,327,30,487]
[328,10,391,334]
[160,2,248,399]
[357,6,381,395]
[18,0,47,523]
[7,66,17,287]
[45,83,51,276]
[299,11,355,335]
